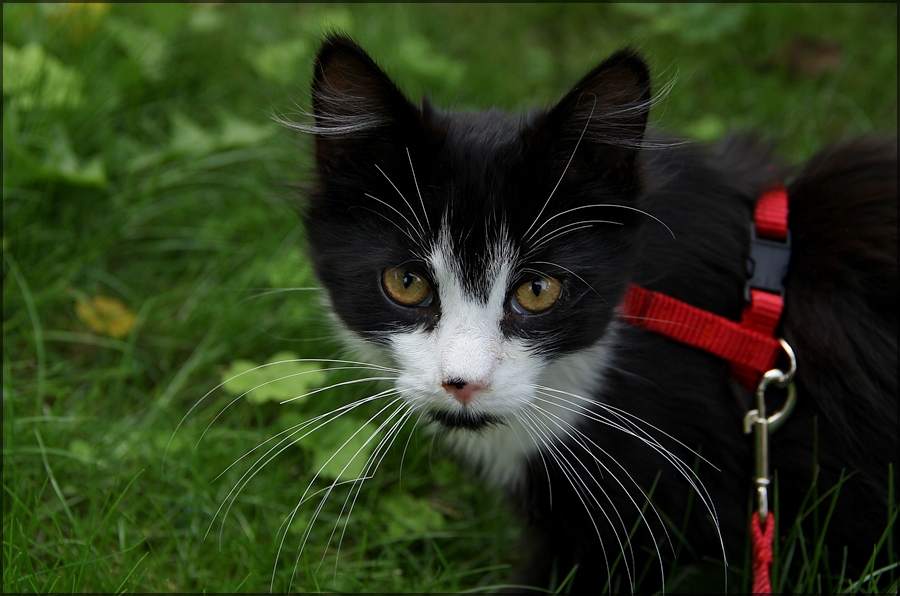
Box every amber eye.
[382,267,433,307]
[513,277,562,314]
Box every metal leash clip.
[743,338,797,520]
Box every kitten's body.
[298,35,897,590]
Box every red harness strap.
[733,185,789,388]
[621,185,790,390]
[621,285,783,386]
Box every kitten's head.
[302,35,650,433]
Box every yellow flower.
[75,295,136,338]
[46,3,111,42]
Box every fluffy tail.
[783,136,897,468]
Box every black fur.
[301,34,897,590]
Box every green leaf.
[103,17,169,82]
[67,439,96,461]
[168,111,218,157]
[9,122,108,186]
[45,125,107,185]
[309,416,379,482]
[220,351,326,405]
[2,42,85,110]
[264,249,314,289]
[684,115,727,141]
[247,39,309,84]
[4,41,50,96]
[216,109,276,148]
[396,35,465,87]
[128,110,275,167]
[187,5,226,33]
[610,4,750,44]
[381,492,446,538]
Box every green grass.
[3,3,897,592]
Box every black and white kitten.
[295,34,897,590]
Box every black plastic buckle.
[744,224,791,301]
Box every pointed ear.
[527,49,651,188]
[310,35,420,173]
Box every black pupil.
[403,271,416,288]
[531,280,545,296]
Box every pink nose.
[442,379,482,404]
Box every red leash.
[751,510,775,593]
[620,185,792,592]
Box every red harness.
[620,185,790,592]
[621,185,790,390]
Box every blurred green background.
[3,3,896,593]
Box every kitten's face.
[302,36,650,440]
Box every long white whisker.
[354,204,420,244]
[406,147,431,230]
[535,385,724,561]
[237,287,322,303]
[518,407,626,588]
[293,396,405,521]
[288,396,408,582]
[524,95,596,240]
[518,409,599,511]
[269,476,370,592]
[167,358,398,467]
[528,397,669,585]
[373,164,426,240]
[500,411,554,507]
[199,366,398,447]
[536,385,715,513]
[274,396,406,591]
[536,384,719,471]
[327,405,415,579]
[530,203,676,245]
[278,376,399,405]
[397,411,428,491]
[530,260,605,300]
[326,404,412,555]
[526,220,624,256]
[363,192,423,244]
[212,386,396,484]
[210,388,400,544]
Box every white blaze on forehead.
[426,227,516,386]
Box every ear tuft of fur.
[299,34,422,174]
[524,49,653,194]
[546,49,652,150]
[307,34,412,138]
